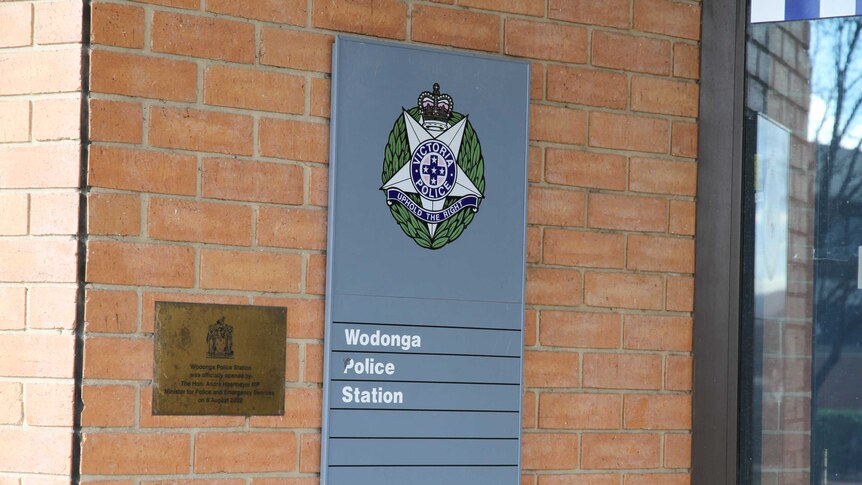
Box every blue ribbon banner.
[751,0,862,23]
[386,189,479,224]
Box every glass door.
[742,12,862,485]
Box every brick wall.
[1,0,701,482]
[0,0,85,483]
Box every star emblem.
[381,111,483,237]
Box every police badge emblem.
[380,83,485,249]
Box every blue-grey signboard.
[322,37,529,484]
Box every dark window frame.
[693,0,747,483]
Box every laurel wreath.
[382,107,486,249]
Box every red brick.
[0,287,26,330]
[34,0,83,45]
[148,198,253,246]
[140,293,247,333]
[311,78,331,117]
[207,0,306,25]
[306,254,327,295]
[625,314,692,351]
[31,97,79,141]
[260,28,333,72]
[526,227,542,264]
[86,241,195,287]
[91,3,145,48]
[531,64,545,101]
[0,382,22,424]
[625,395,692,430]
[0,240,77,282]
[28,286,77,329]
[258,208,327,250]
[0,333,74,378]
[412,5,499,52]
[304,343,324,383]
[0,100,30,142]
[133,0,199,8]
[538,475,618,485]
[25,382,74,426]
[83,337,153,380]
[85,290,138,333]
[528,187,585,227]
[0,193,28,235]
[312,0,406,39]
[0,49,80,95]
[90,50,196,101]
[669,200,696,236]
[88,192,141,236]
[664,434,692,468]
[204,65,305,114]
[194,432,296,473]
[29,191,79,235]
[630,157,696,196]
[149,107,253,156]
[152,12,255,63]
[548,65,627,109]
[309,165,329,205]
[0,144,80,188]
[526,267,582,306]
[200,250,302,293]
[539,393,621,429]
[252,298,324,339]
[671,121,698,158]
[530,104,587,145]
[581,433,660,469]
[250,388,322,428]
[674,42,700,79]
[81,385,136,427]
[259,118,329,163]
[583,353,662,390]
[545,149,626,191]
[584,272,663,310]
[203,158,303,205]
[632,76,699,117]
[549,0,629,28]
[506,19,587,63]
[634,0,701,40]
[666,355,693,391]
[594,32,671,77]
[89,99,143,144]
[589,112,669,154]
[625,474,690,485]
[0,3,32,47]
[540,311,620,349]
[0,428,72,474]
[460,0,544,16]
[588,193,666,232]
[544,229,625,269]
[523,391,537,428]
[81,433,190,475]
[522,433,579,470]
[251,480,317,485]
[524,350,579,388]
[627,235,695,273]
[299,433,321,473]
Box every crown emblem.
[417,83,453,133]
[206,317,234,359]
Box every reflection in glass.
[743,15,862,485]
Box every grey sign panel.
[323,37,529,484]
[329,410,520,438]
[331,323,522,356]
[327,467,520,484]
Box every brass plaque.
[153,302,287,415]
